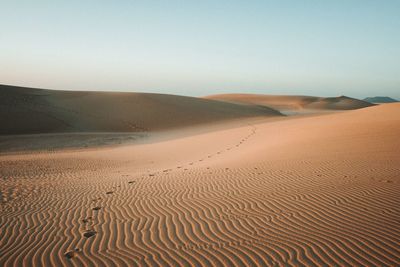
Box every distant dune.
[0,85,282,135]
[205,93,374,113]
[363,96,399,103]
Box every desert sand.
[1,88,399,266]
[205,94,374,115]
[0,85,281,135]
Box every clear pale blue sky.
[1,1,399,98]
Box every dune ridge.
[205,93,374,114]
[1,103,399,266]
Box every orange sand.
[0,94,399,266]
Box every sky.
[1,1,399,98]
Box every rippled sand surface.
[1,104,399,266]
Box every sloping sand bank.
[0,103,399,266]
[0,85,281,135]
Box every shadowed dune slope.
[0,85,282,135]
[205,93,374,112]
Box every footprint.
[82,217,93,223]
[65,248,81,259]
[106,191,113,195]
[128,181,135,184]
[92,206,101,211]
[83,230,97,238]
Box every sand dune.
[0,85,282,135]
[1,102,399,266]
[363,96,399,103]
[205,93,373,114]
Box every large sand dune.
[205,93,373,114]
[0,85,281,135]
[1,101,399,266]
